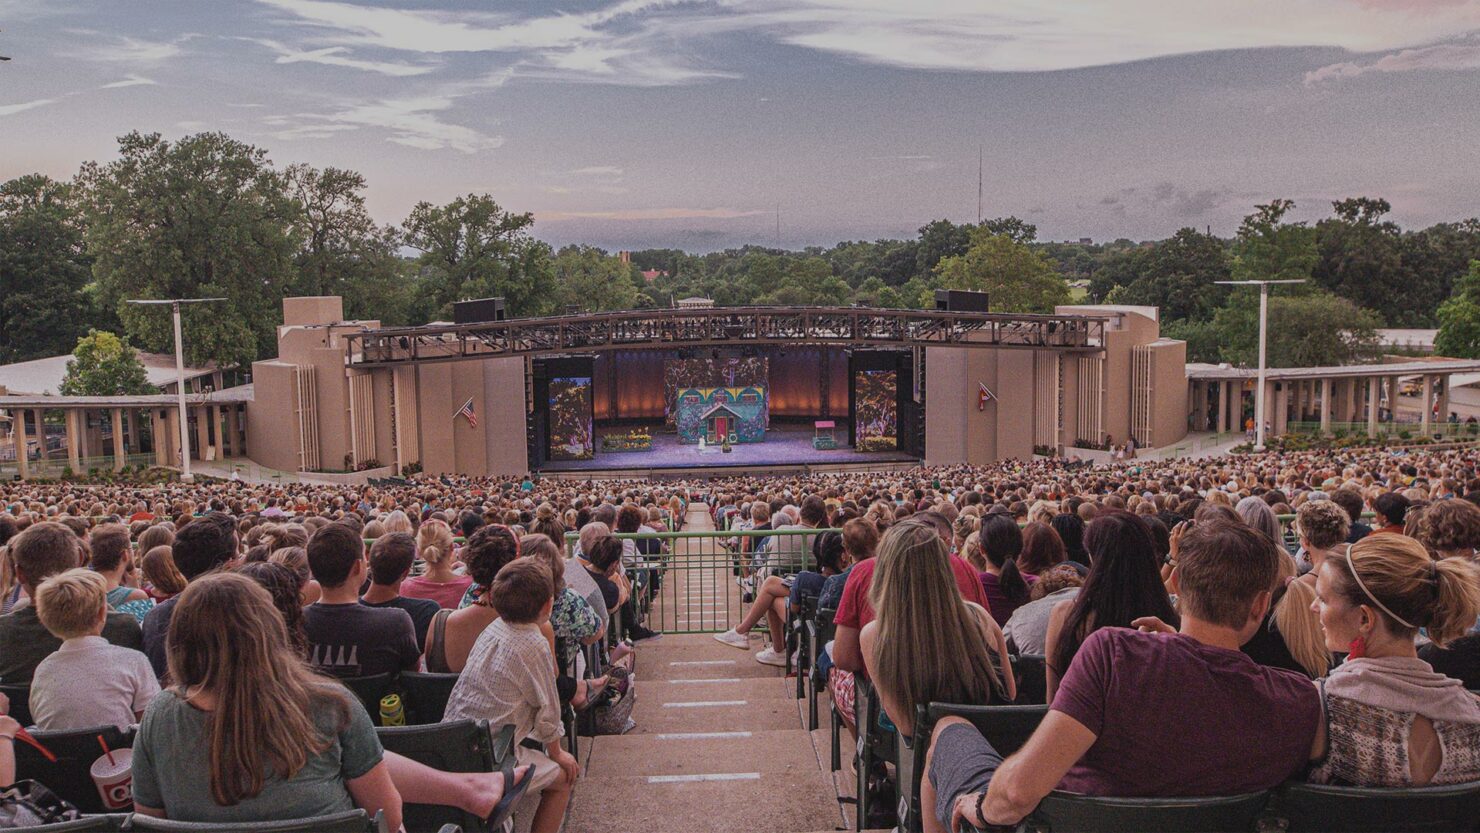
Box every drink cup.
[90,748,133,810]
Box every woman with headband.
[1310,533,1480,787]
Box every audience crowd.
[0,443,1478,831]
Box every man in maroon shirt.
[925,520,1323,832]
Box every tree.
[914,219,973,279]
[1211,289,1381,368]
[0,174,95,362]
[551,245,640,312]
[283,164,409,324]
[1108,228,1230,322]
[1397,220,1480,328]
[1435,260,1480,358]
[60,330,153,396]
[981,216,1037,244]
[79,132,298,368]
[932,229,1071,313]
[401,194,553,320]
[1311,197,1406,323]
[1231,199,1318,286]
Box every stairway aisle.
[563,504,847,833]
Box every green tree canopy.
[1231,199,1318,286]
[1105,227,1230,322]
[60,330,153,396]
[1311,197,1406,323]
[79,132,298,369]
[551,245,640,312]
[1435,260,1480,359]
[401,193,553,320]
[1211,289,1381,368]
[932,229,1071,313]
[0,174,95,362]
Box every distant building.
[641,269,668,282]
[0,352,221,396]
[618,250,632,264]
[676,297,714,309]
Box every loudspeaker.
[453,297,507,324]
[934,289,990,313]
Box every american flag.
[456,397,478,428]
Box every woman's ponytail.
[1428,557,1480,647]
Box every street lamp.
[1214,279,1306,452]
[127,298,225,482]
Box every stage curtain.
[598,352,666,420]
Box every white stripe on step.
[669,660,736,666]
[667,678,741,684]
[661,700,747,708]
[655,731,753,740]
[647,772,761,784]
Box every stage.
[538,425,918,473]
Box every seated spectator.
[926,519,1321,832]
[521,534,609,709]
[401,519,472,610]
[714,530,847,666]
[1419,632,1480,690]
[1017,522,1066,577]
[1331,488,1373,544]
[140,544,186,604]
[861,521,1012,740]
[1044,512,1178,699]
[1411,497,1480,561]
[1003,565,1084,656]
[142,512,238,678]
[1371,492,1411,536]
[1310,533,1480,786]
[131,573,530,827]
[820,518,879,611]
[0,521,142,684]
[235,561,310,657]
[978,514,1034,626]
[0,694,15,786]
[359,532,440,651]
[29,568,158,730]
[422,524,522,674]
[443,560,577,833]
[303,523,419,678]
[1051,513,1090,571]
[87,522,153,623]
[1294,499,1351,579]
[613,503,662,643]
[1236,495,1283,546]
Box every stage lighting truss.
[346,306,1107,368]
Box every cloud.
[539,207,768,221]
[99,74,157,89]
[1094,183,1235,217]
[266,94,502,152]
[76,33,193,65]
[244,38,437,76]
[567,166,625,177]
[0,98,58,117]
[1304,39,1480,85]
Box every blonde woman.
[860,520,1014,744]
[382,510,414,535]
[401,519,472,610]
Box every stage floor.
[539,426,917,472]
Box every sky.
[2,0,1479,253]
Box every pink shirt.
[400,575,474,610]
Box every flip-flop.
[486,764,536,830]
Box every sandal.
[486,764,535,830]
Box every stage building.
[238,296,1187,478]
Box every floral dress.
[550,588,600,669]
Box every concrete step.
[650,675,798,704]
[564,771,844,833]
[624,691,808,734]
[644,655,794,681]
[585,728,821,778]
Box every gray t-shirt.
[131,688,383,822]
[1003,587,1081,656]
[30,636,159,731]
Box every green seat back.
[398,672,459,725]
[125,808,379,832]
[1024,790,1271,833]
[1272,780,1480,833]
[15,725,135,814]
[376,720,514,833]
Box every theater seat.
[337,673,398,724]
[123,808,385,832]
[22,816,128,832]
[1021,790,1271,833]
[1010,654,1047,706]
[900,703,1050,833]
[398,671,459,725]
[375,719,515,833]
[0,682,32,727]
[15,725,136,814]
[1270,780,1480,832]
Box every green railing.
[1285,421,1480,439]
[563,527,839,634]
[1,452,158,481]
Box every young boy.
[443,559,578,833]
[303,523,420,678]
[30,568,160,731]
[359,532,440,651]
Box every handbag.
[578,666,636,736]
[0,780,81,828]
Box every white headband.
[1344,546,1417,630]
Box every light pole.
[1214,279,1305,452]
[127,298,224,482]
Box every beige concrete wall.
[1149,340,1189,447]
[405,357,529,477]
[924,346,1035,464]
[247,360,302,473]
[482,357,529,477]
[282,296,344,327]
[416,362,456,475]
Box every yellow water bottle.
[379,693,406,726]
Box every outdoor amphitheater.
[2,290,1480,833]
